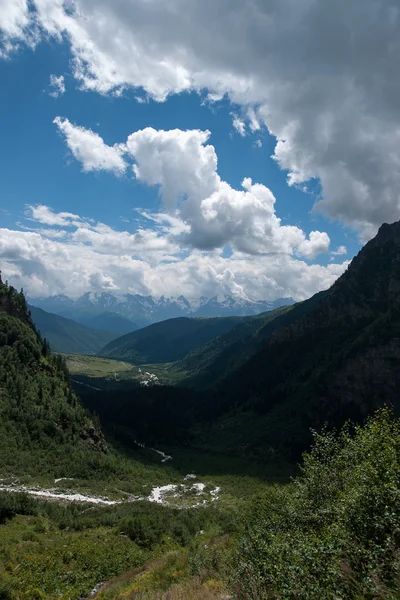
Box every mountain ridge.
[98,315,251,364]
[204,221,400,455]
[30,292,295,327]
[0,280,106,477]
[29,305,118,355]
[81,221,400,461]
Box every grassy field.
[0,444,269,600]
[0,430,288,599]
[64,354,137,378]
[64,354,186,389]
[0,503,237,600]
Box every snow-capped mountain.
[30,292,294,327]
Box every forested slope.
[99,315,247,364]
[0,281,106,476]
[205,221,400,456]
[29,305,117,354]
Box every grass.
[64,354,187,389]
[0,513,146,600]
[0,492,239,600]
[64,354,136,378]
[96,532,235,599]
[0,435,282,599]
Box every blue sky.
[0,0,397,300]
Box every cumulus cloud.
[0,214,347,300]
[53,117,127,174]
[125,128,218,209]
[56,122,331,257]
[49,74,65,97]
[296,231,331,260]
[3,0,400,236]
[331,245,348,257]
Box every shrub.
[235,408,400,600]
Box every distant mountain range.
[29,292,294,328]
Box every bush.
[0,492,37,524]
[235,408,400,600]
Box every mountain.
[98,315,247,364]
[29,305,117,354]
[84,221,400,460]
[177,304,297,388]
[204,221,400,456]
[192,295,293,318]
[30,292,294,327]
[79,311,139,335]
[0,281,106,475]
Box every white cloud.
[27,204,82,227]
[331,245,348,257]
[296,231,331,260]
[0,216,347,301]
[247,107,261,133]
[232,115,246,136]
[3,0,399,237]
[59,122,331,257]
[49,74,65,97]
[0,0,31,57]
[125,128,218,210]
[53,117,127,174]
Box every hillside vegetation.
[83,221,400,462]
[81,311,139,335]
[206,221,400,457]
[177,301,321,389]
[235,408,400,600]
[29,305,117,355]
[0,281,178,490]
[0,283,108,476]
[1,247,400,599]
[99,316,248,364]
[1,409,396,600]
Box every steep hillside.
[205,221,400,456]
[80,311,139,335]
[99,315,247,364]
[29,306,117,354]
[86,221,400,459]
[0,281,106,475]
[178,303,315,388]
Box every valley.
[2,222,400,599]
[65,354,186,390]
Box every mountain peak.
[30,292,294,326]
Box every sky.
[0,0,399,301]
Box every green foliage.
[0,304,104,467]
[235,409,400,599]
[0,281,121,481]
[29,306,117,355]
[0,490,238,599]
[177,304,294,389]
[99,315,248,364]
